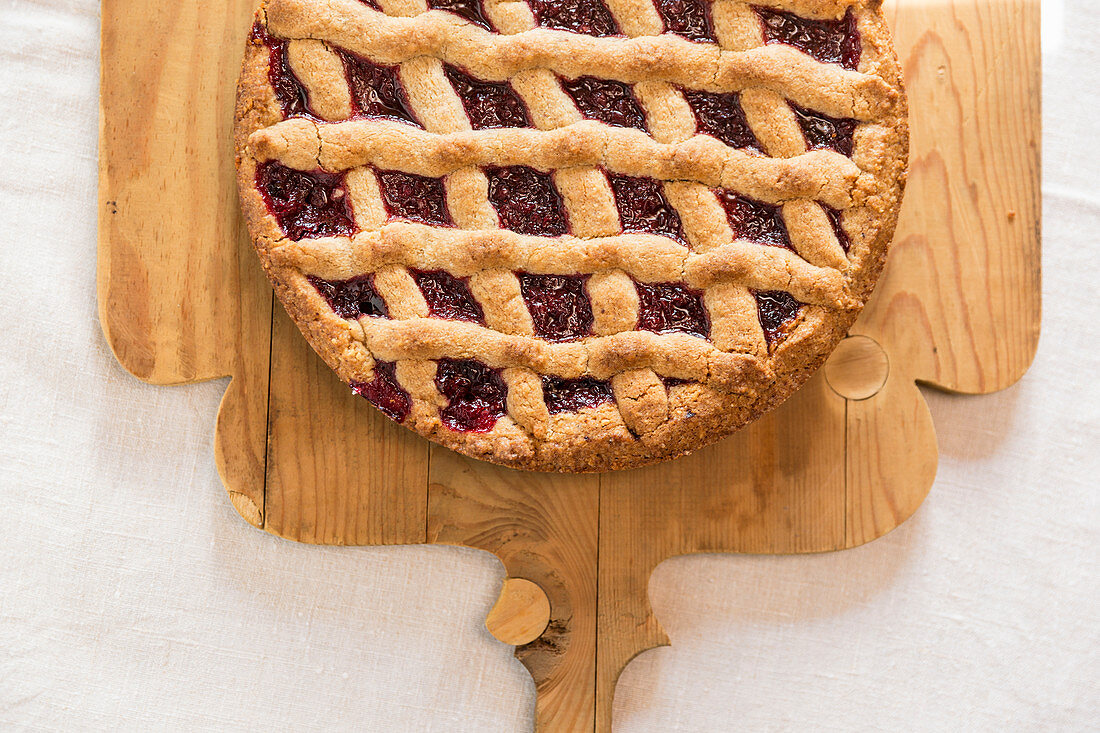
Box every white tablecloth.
[1,0,1096,730]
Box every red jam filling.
[684,90,762,153]
[444,65,532,130]
[252,23,313,119]
[259,162,356,240]
[309,274,388,319]
[486,166,569,236]
[661,376,691,388]
[542,376,614,414]
[352,361,411,422]
[791,103,857,156]
[436,359,508,432]
[518,273,594,342]
[376,170,453,226]
[822,204,850,252]
[529,0,621,36]
[756,6,861,71]
[340,51,421,126]
[608,174,686,245]
[655,0,717,43]
[754,289,804,346]
[411,270,486,324]
[428,0,493,30]
[358,0,381,9]
[715,190,791,250]
[560,77,647,131]
[636,282,711,339]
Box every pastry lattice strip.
[269,227,849,305]
[265,0,893,119]
[250,119,864,207]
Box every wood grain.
[428,450,599,731]
[97,0,1041,730]
[264,306,429,545]
[878,0,1042,395]
[99,0,272,520]
[596,373,849,729]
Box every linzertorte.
[234,0,908,471]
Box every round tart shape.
[234,0,908,472]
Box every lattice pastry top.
[234,0,908,472]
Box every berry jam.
[358,0,381,9]
[341,51,420,126]
[252,23,313,119]
[428,0,493,30]
[376,170,453,226]
[655,0,717,43]
[756,7,861,71]
[518,273,594,342]
[822,204,850,253]
[259,162,356,240]
[608,174,686,244]
[309,274,388,320]
[411,270,485,323]
[791,103,857,157]
[444,65,532,130]
[541,376,614,414]
[560,77,647,131]
[436,359,508,432]
[661,376,691,388]
[529,0,621,36]
[352,360,411,422]
[636,282,711,339]
[714,190,791,249]
[486,167,569,236]
[684,91,762,152]
[754,290,803,346]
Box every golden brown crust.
[234,0,909,472]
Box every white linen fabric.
[0,0,1096,730]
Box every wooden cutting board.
[98,1,1041,729]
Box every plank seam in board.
[843,399,848,547]
[594,473,601,733]
[422,443,430,546]
[423,443,431,545]
[263,292,275,530]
